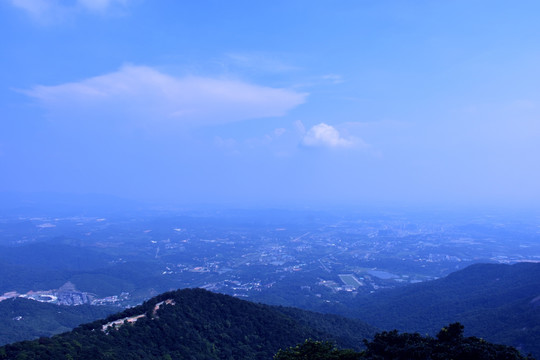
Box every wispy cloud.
[321,74,344,84]
[226,52,300,73]
[302,123,357,148]
[23,65,308,128]
[9,0,131,21]
[77,0,129,12]
[10,0,50,17]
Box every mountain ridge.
[348,262,540,357]
[0,288,376,359]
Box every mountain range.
[0,288,376,359]
[0,262,538,359]
[0,287,532,360]
[349,262,540,357]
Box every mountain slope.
[0,288,376,360]
[349,262,540,357]
[0,298,118,346]
[276,323,530,360]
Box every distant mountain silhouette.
[0,297,117,346]
[276,323,530,360]
[349,262,540,358]
[1,264,537,359]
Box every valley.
[1,210,538,309]
[0,210,539,356]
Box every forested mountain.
[349,262,540,358]
[276,323,531,360]
[1,263,538,358]
[0,288,376,360]
[0,289,530,360]
[0,298,117,346]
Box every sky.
[1,0,540,210]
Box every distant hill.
[276,323,529,360]
[0,243,117,295]
[0,243,113,272]
[0,288,376,359]
[0,244,172,300]
[348,262,540,358]
[0,298,117,346]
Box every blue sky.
[1,0,540,209]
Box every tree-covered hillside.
[0,288,376,360]
[348,262,540,358]
[0,297,118,346]
[275,323,532,360]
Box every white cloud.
[23,65,307,127]
[214,136,237,149]
[226,53,300,73]
[321,74,344,84]
[10,0,130,20]
[302,123,355,148]
[10,0,57,18]
[294,120,306,135]
[77,0,129,12]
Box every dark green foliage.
[361,323,531,360]
[274,307,375,350]
[276,323,533,360]
[349,263,540,358]
[274,340,362,360]
[436,322,464,342]
[0,288,375,360]
[0,298,117,345]
[0,290,533,360]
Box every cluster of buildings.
[0,282,129,307]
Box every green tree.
[274,339,361,360]
[436,322,464,342]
